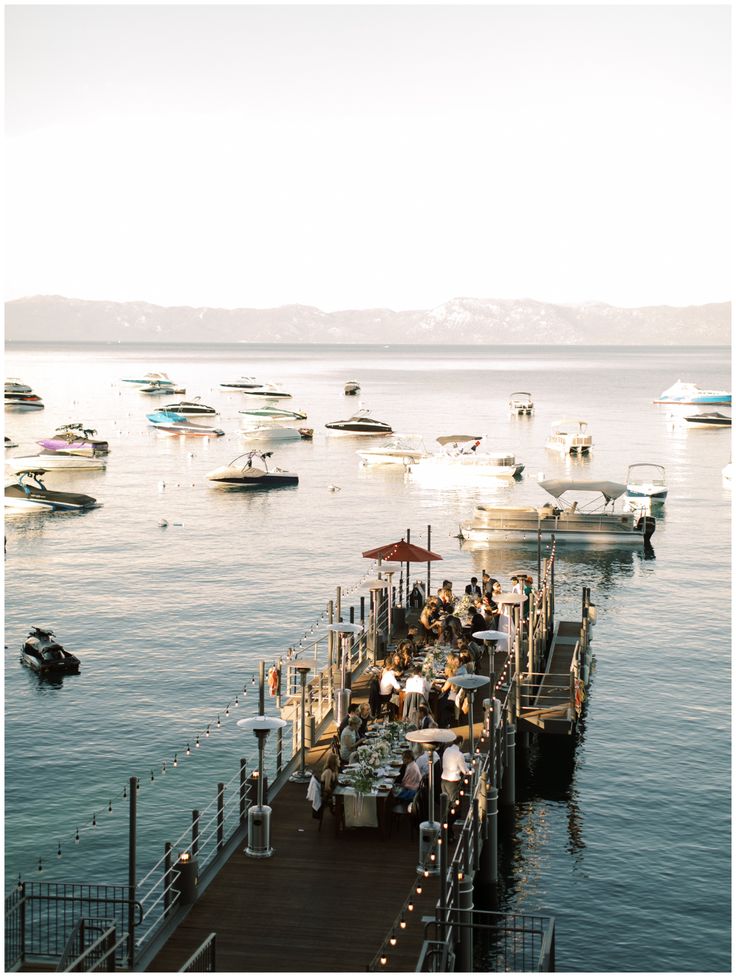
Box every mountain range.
[4,295,731,345]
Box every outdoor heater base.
[417,820,441,875]
[245,804,274,858]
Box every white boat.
[356,436,429,466]
[163,399,219,416]
[140,382,186,395]
[122,371,175,386]
[625,464,667,503]
[147,411,224,437]
[683,412,731,428]
[545,419,593,455]
[325,409,393,436]
[239,406,307,421]
[5,391,44,411]
[408,436,524,480]
[509,392,534,415]
[207,451,299,489]
[459,479,655,546]
[5,379,32,394]
[241,423,303,442]
[344,380,361,395]
[238,384,293,400]
[654,380,731,406]
[7,451,107,472]
[220,377,262,389]
[5,436,18,449]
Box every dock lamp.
[289,663,313,784]
[327,622,363,726]
[363,578,389,664]
[237,716,287,858]
[449,674,490,763]
[406,728,457,874]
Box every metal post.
[217,783,225,851]
[258,661,265,716]
[458,871,473,973]
[478,771,498,885]
[128,776,136,970]
[500,724,516,806]
[240,758,248,820]
[192,809,200,857]
[336,585,342,624]
[406,527,411,610]
[163,842,173,916]
[349,605,355,624]
[276,724,283,775]
[427,524,432,599]
[537,526,542,587]
[439,793,449,900]
[327,598,334,684]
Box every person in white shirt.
[379,665,401,718]
[404,667,430,702]
[415,748,439,778]
[339,716,362,763]
[441,736,469,808]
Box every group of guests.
[419,573,534,647]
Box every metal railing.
[58,917,123,972]
[419,909,555,972]
[178,932,216,972]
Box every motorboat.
[5,390,44,411]
[545,419,593,454]
[654,380,731,406]
[238,384,293,399]
[162,399,219,416]
[147,410,224,437]
[408,435,524,480]
[356,436,429,466]
[683,412,731,428]
[509,392,534,415]
[625,464,667,503]
[459,479,655,546]
[344,380,361,395]
[325,409,393,435]
[5,379,32,394]
[239,406,308,421]
[122,371,175,386]
[206,451,299,488]
[241,423,303,442]
[40,423,110,455]
[220,376,262,389]
[5,469,101,512]
[7,451,107,472]
[299,428,314,440]
[5,436,18,449]
[140,381,186,395]
[20,627,80,675]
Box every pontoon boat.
[545,419,593,454]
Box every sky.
[4,4,732,312]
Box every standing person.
[511,575,522,594]
[468,576,481,596]
[441,735,469,835]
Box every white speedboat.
[147,411,224,437]
[122,371,175,386]
[654,380,731,406]
[545,419,593,454]
[5,436,18,449]
[356,436,429,466]
[238,384,293,400]
[5,469,101,512]
[239,406,307,421]
[683,412,731,428]
[459,479,655,546]
[7,451,107,472]
[140,381,186,395]
[207,451,299,488]
[325,409,393,435]
[5,379,32,394]
[241,423,303,442]
[344,380,361,395]
[5,390,44,411]
[408,436,524,480]
[162,399,219,416]
[509,392,534,415]
[220,377,262,389]
[625,464,667,503]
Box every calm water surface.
[4,343,731,971]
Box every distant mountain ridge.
[4,295,731,345]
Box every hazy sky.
[5,4,731,311]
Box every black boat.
[4,469,101,512]
[325,409,392,435]
[683,412,731,428]
[20,627,80,675]
[161,399,218,416]
[206,451,299,488]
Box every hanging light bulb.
[75,827,80,844]
[150,769,155,782]
[162,761,167,775]
[379,952,388,967]
[415,882,423,895]
[225,706,230,718]
[57,841,62,859]
[92,813,97,829]
[173,753,178,768]
[234,696,239,707]
[195,735,200,748]
[389,930,397,947]
[399,914,407,930]
[217,715,222,728]
[205,725,210,738]
[108,799,113,813]
[37,858,43,873]
[407,899,414,912]
[123,785,127,799]
[186,743,191,756]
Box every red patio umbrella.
[362,539,443,606]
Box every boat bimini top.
[436,434,482,445]
[539,479,627,503]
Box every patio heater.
[288,663,312,784]
[449,673,490,761]
[236,715,287,858]
[363,578,389,664]
[327,622,363,726]
[406,727,456,874]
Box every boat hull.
[357,450,426,465]
[326,425,392,435]
[460,524,647,545]
[654,395,731,405]
[7,454,107,472]
[4,487,100,511]
[208,472,299,487]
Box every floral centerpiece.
[422,647,449,679]
[345,738,392,796]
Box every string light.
[75,827,80,844]
[150,769,155,782]
[234,696,239,707]
[379,952,388,967]
[195,736,200,749]
[57,842,62,859]
[225,707,230,718]
[161,761,167,775]
[122,785,127,799]
[173,754,178,767]
[92,813,97,829]
[108,799,113,813]
[389,930,397,947]
[37,858,43,873]
[415,882,423,895]
[217,715,222,729]
[205,725,210,738]
[407,899,414,912]
[399,914,407,930]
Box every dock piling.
[128,775,137,970]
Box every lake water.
[4,342,731,971]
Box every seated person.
[357,701,372,738]
[320,753,340,810]
[337,703,360,739]
[415,747,439,780]
[394,749,423,803]
[379,663,401,718]
[404,666,430,702]
[420,598,444,644]
[418,703,438,729]
[339,715,363,763]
